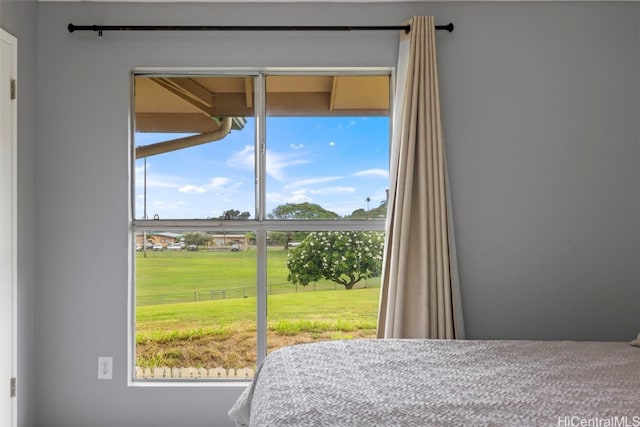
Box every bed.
[229,339,640,426]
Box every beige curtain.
[377,16,465,339]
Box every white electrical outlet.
[98,356,113,380]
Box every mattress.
[229,339,640,426]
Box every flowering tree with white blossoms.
[286,231,384,290]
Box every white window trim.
[128,67,393,385]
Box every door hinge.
[10,377,16,398]
[10,79,16,100]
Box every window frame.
[128,67,393,385]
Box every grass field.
[135,247,380,369]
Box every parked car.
[187,244,198,251]
[135,244,142,251]
[167,244,182,251]
[152,244,163,251]
[230,243,240,251]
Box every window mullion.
[255,73,268,365]
[256,73,266,222]
[255,228,268,366]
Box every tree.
[368,200,387,218]
[269,203,340,250]
[183,232,212,247]
[347,200,387,219]
[348,208,368,219]
[268,202,339,220]
[219,209,251,220]
[286,231,384,290]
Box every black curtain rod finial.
[441,23,454,33]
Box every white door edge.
[0,26,18,427]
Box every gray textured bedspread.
[229,339,640,426]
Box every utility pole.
[143,156,147,258]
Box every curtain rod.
[67,23,454,36]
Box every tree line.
[178,202,386,291]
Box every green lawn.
[135,247,381,369]
[137,287,379,337]
[136,247,379,304]
[136,248,261,295]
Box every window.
[131,70,391,381]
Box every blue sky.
[134,116,389,219]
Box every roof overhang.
[134,74,389,157]
[135,74,389,133]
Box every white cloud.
[287,191,313,203]
[267,151,309,181]
[179,185,207,194]
[266,192,289,204]
[284,176,342,190]
[134,164,183,189]
[227,145,308,181]
[227,145,254,170]
[309,186,356,195]
[353,168,389,179]
[152,200,184,210]
[266,190,313,205]
[144,179,182,189]
[289,143,304,150]
[371,189,389,202]
[328,141,336,147]
[207,177,231,190]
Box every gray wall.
[34,2,639,426]
[0,1,38,426]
